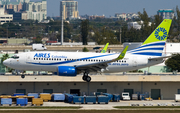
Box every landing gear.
[86,76,91,82]
[82,72,91,82]
[21,74,25,79]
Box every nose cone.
[3,59,9,67]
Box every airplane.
[3,19,172,82]
[101,43,109,53]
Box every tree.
[0,53,10,72]
[34,35,42,43]
[138,8,152,41]
[165,54,180,72]
[82,47,89,52]
[81,19,89,45]
[1,53,9,64]
[93,26,119,45]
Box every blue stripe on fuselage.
[128,42,165,53]
[132,52,162,56]
[27,53,116,65]
[129,48,164,53]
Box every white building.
[157,9,174,19]
[115,13,139,21]
[127,21,152,30]
[26,0,47,22]
[0,7,13,25]
[16,0,30,3]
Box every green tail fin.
[142,19,172,45]
[101,43,109,53]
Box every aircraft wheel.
[84,72,88,76]
[86,76,91,82]
[82,76,87,81]
[21,75,25,79]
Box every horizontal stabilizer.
[148,55,172,60]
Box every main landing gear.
[82,72,91,82]
[21,74,25,79]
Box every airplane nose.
[3,59,9,66]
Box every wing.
[76,46,129,73]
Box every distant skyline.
[31,0,180,17]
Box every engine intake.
[57,66,77,76]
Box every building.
[60,0,79,20]
[26,0,47,22]
[1,0,47,22]
[157,9,174,19]
[127,21,152,30]
[89,15,105,20]
[115,13,139,21]
[0,7,13,24]
[16,0,30,2]
[115,13,126,21]
[0,74,179,100]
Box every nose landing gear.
[21,74,25,79]
[82,72,91,82]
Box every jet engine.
[57,66,77,76]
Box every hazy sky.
[32,0,180,17]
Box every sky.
[32,0,180,17]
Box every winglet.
[116,46,128,60]
[101,43,109,53]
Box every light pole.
[48,26,51,38]
[7,25,8,44]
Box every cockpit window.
[11,55,19,59]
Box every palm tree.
[0,53,9,72]
[1,53,9,64]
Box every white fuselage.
[4,51,164,73]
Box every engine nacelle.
[57,66,77,76]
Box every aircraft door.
[26,55,31,63]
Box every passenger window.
[39,58,40,60]
[41,58,43,60]
[36,58,38,60]
[122,61,123,62]
[65,59,66,61]
[49,58,51,60]
[125,61,126,62]
[34,58,35,60]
